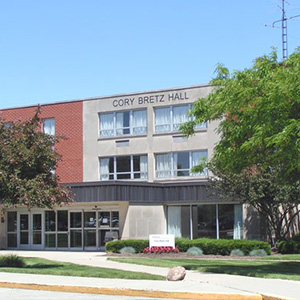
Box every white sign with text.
[149,234,175,249]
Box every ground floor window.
[7,209,119,250]
[7,212,17,248]
[167,204,243,239]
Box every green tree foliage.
[210,165,300,244]
[0,108,73,209]
[181,49,300,244]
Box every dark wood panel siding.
[67,181,213,204]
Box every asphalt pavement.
[0,250,299,300]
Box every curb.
[0,281,268,300]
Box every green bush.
[249,249,268,257]
[106,239,148,253]
[0,255,26,268]
[187,246,203,256]
[230,249,245,256]
[106,238,271,256]
[175,238,271,256]
[120,246,136,254]
[277,240,300,254]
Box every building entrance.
[8,212,44,250]
[7,208,119,250]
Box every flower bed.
[143,246,179,254]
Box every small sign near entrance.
[149,234,175,249]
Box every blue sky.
[0,0,299,109]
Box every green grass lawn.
[261,254,300,261]
[0,257,164,281]
[108,255,300,281]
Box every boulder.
[166,266,186,281]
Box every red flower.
[143,246,180,254]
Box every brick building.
[0,85,261,250]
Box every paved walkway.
[1,250,300,300]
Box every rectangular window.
[45,211,55,232]
[156,150,208,178]
[42,118,56,175]
[193,204,243,240]
[100,155,148,181]
[174,152,190,176]
[99,113,114,137]
[196,204,217,238]
[42,118,55,135]
[116,111,130,135]
[168,204,243,240]
[173,105,189,131]
[7,212,17,248]
[155,104,207,133]
[155,107,171,132]
[99,109,147,137]
[4,122,13,129]
[167,206,191,239]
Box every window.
[99,109,147,137]
[156,150,208,178]
[100,155,148,180]
[43,209,119,249]
[167,204,243,240]
[42,118,55,135]
[155,104,207,133]
[42,118,55,175]
[3,122,12,129]
[7,212,17,247]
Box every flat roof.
[0,84,213,111]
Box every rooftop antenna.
[272,0,300,60]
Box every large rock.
[166,266,186,281]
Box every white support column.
[190,205,193,240]
[216,204,219,239]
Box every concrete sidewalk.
[1,250,299,300]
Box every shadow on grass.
[183,261,300,278]
[25,263,64,269]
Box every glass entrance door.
[19,213,29,248]
[31,213,43,249]
[19,212,43,249]
[70,211,83,250]
[83,211,97,250]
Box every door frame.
[18,211,44,250]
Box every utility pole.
[272,0,300,60]
[281,0,288,59]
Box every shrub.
[106,238,271,256]
[187,246,203,256]
[120,246,136,254]
[249,249,268,257]
[0,255,26,268]
[176,238,271,256]
[230,249,245,256]
[106,239,148,253]
[277,240,300,254]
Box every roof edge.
[1,84,213,111]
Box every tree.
[181,49,300,244]
[209,164,300,245]
[0,108,73,209]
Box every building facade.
[0,85,261,250]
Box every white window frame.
[155,150,208,178]
[154,104,207,133]
[99,155,148,181]
[99,109,147,137]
